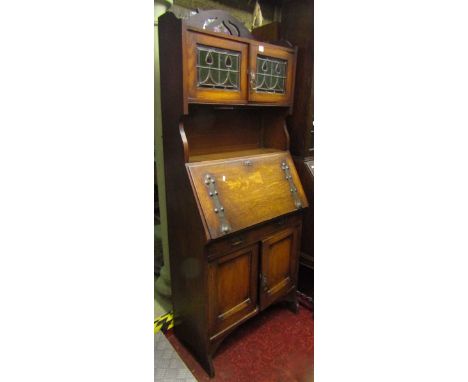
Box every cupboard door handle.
[261,274,268,291]
[249,71,256,90]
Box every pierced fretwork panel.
[196,45,240,90]
[255,55,287,94]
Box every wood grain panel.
[217,254,250,314]
[207,213,302,260]
[183,106,290,161]
[208,244,259,337]
[187,152,308,240]
[266,236,292,287]
[183,108,262,157]
[260,226,300,310]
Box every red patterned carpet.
[166,303,314,382]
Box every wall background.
[173,0,280,29]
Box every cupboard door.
[260,226,300,310]
[208,244,259,338]
[185,31,249,104]
[248,42,296,105]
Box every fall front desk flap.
[187,152,308,240]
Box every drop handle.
[230,236,244,247]
[274,218,286,227]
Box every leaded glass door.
[248,43,296,105]
[185,31,248,104]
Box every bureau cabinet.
[159,10,307,378]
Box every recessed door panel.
[260,226,300,310]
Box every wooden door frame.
[208,244,259,337]
[259,225,300,310]
[248,42,297,105]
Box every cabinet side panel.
[281,0,314,157]
[294,158,313,258]
[159,12,210,358]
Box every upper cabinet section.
[184,30,296,107]
[159,11,297,110]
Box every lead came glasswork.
[197,45,240,90]
[255,55,287,94]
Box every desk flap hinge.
[204,173,231,235]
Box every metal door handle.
[249,71,256,90]
[261,274,268,291]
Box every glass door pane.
[255,55,288,94]
[197,45,240,90]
